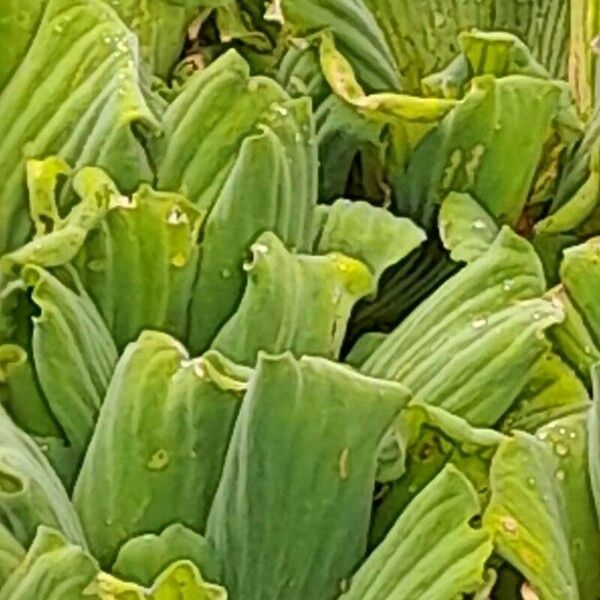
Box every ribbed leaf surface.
[207,352,410,600]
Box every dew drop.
[526,477,535,487]
[555,469,565,481]
[471,317,487,329]
[221,268,232,279]
[472,219,487,231]
[554,442,569,457]
[569,431,576,439]
[502,279,514,292]
[500,516,518,533]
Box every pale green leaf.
[342,465,492,600]
[211,232,373,365]
[73,331,250,567]
[0,526,98,600]
[207,352,410,600]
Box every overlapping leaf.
[0,0,159,254]
[211,232,373,365]
[0,407,85,549]
[188,96,317,351]
[207,352,410,599]
[74,331,249,567]
[86,560,226,600]
[150,50,293,211]
[361,228,562,426]
[112,524,219,588]
[0,527,98,600]
[484,414,600,600]
[342,465,492,600]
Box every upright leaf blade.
[73,331,249,567]
[0,0,159,253]
[341,465,492,600]
[207,352,410,600]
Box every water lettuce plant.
[0,0,599,598]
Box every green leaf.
[0,345,61,439]
[5,166,205,352]
[277,43,329,104]
[21,265,118,486]
[313,199,426,283]
[188,97,317,352]
[395,75,566,228]
[105,0,204,78]
[362,228,561,426]
[207,352,410,600]
[73,331,250,567]
[569,0,600,116]
[422,30,552,99]
[0,0,47,92]
[561,239,600,348]
[112,524,219,588]
[0,526,98,600]
[492,1,571,79]
[315,94,386,202]
[363,1,570,94]
[0,522,25,588]
[370,404,503,547]
[211,231,373,365]
[345,332,387,368]
[0,0,159,254]
[484,415,600,600]
[0,0,206,82]
[501,353,590,433]
[438,191,499,263]
[535,172,600,235]
[589,364,600,531]
[547,286,600,386]
[72,179,204,350]
[277,0,401,92]
[150,50,292,211]
[342,465,492,600]
[85,560,226,600]
[215,1,271,51]
[0,407,86,548]
[319,32,457,125]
